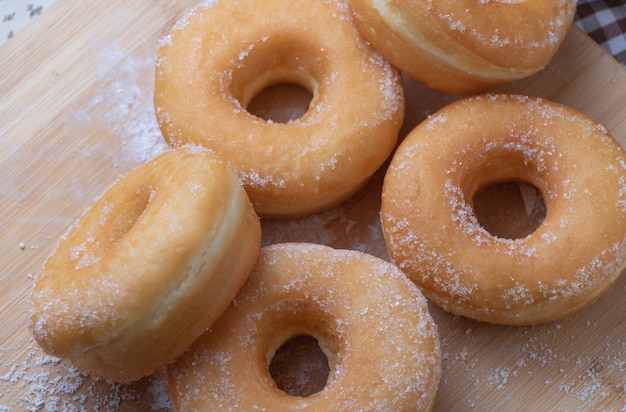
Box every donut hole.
[228,36,323,124]
[247,82,313,123]
[263,301,340,398]
[98,187,153,255]
[473,180,546,239]
[268,335,330,397]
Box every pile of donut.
[28,0,626,410]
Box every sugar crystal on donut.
[154,0,405,218]
[382,93,626,325]
[347,0,577,94]
[168,243,441,411]
[29,147,261,382]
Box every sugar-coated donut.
[381,94,626,325]
[347,0,576,94]
[154,0,405,219]
[168,243,441,411]
[29,147,261,382]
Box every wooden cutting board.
[1,1,626,410]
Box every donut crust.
[348,0,577,94]
[155,0,405,218]
[382,94,626,325]
[168,243,441,411]
[29,147,261,382]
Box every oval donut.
[154,0,405,218]
[381,94,626,325]
[347,0,576,94]
[168,243,442,411]
[29,147,261,382]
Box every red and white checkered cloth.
[575,0,626,66]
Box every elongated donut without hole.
[154,0,405,218]
[29,147,261,382]
[168,243,442,411]
[381,94,626,325]
[347,0,577,94]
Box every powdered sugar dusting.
[434,290,626,409]
[0,347,173,411]
[71,41,167,168]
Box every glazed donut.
[347,0,577,94]
[154,0,405,219]
[168,243,441,411]
[29,146,261,382]
[381,94,626,325]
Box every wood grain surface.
[1,1,626,410]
